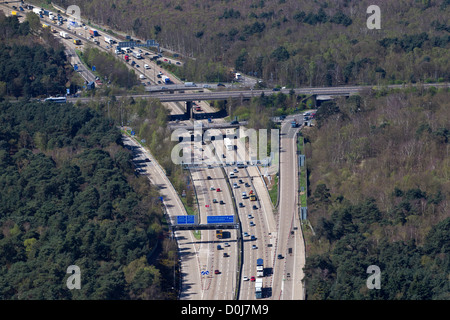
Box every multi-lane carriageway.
[173,126,283,300]
[2,2,308,300]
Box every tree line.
[0,100,177,299]
[302,87,449,299]
[49,0,450,86]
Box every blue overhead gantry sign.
[207,215,235,224]
[117,40,160,53]
[176,215,197,225]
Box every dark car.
[145,158,151,162]
[252,205,258,210]
[215,270,220,274]
[217,83,225,87]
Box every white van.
[139,74,145,80]
[144,64,150,69]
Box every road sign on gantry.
[207,215,235,224]
[176,215,198,225]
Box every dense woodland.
[0,12,70,99]
[302,87,449,299]
[0,11,178,300]
[49,0,450,86]
[0,100,177,299]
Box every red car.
[215,270,220,275]
[250,276,256,282]
[216,188,221,192]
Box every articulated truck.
[256,258,264,277]
[255,278,263,299]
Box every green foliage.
[80,47,139,88]
[304,89,449,300]
[0,101,173,299]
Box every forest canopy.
[0,101,175,299]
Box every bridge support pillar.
[186,101,193,119]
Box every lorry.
[73,39,81,45]
[32,8,42,15]
[256,258,264,277]
[132,51,142,59]
[161,75,170,84]
[255,278,263,299]
[124,55,129,62]
[104,36,113,44]
[60,31,68,39]
[89,29,99,37]
[11,11,18,16]
[185,82,197,87]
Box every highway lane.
[187,135,238,299]
[122,134,206,300]
[271,116,306,300]
[210,131,277,300]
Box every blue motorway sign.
[207,215,234,224]
[176,215,198,225]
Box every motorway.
[189,137,238,300]
[5,2,404,302]
[121,135,204,299]
[272,115,306,300]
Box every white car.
[243,276,249,281]
[139,74,145,80]
[144,64,150,69]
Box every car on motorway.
[243,276,249,281]
[250,276,256,282]
[216,188,221,192]
[247,214,253,219]
[145,158,151,162]
[210,186,215,191]
[213,199,218,203]
[272,87,280,91]
[144,64,150,69]
[252,205,258,210]
[239,202,244,208]
[220,200,224,205]
[215,270,220,275]
[207,176,212,180]
[217,83,225,87]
